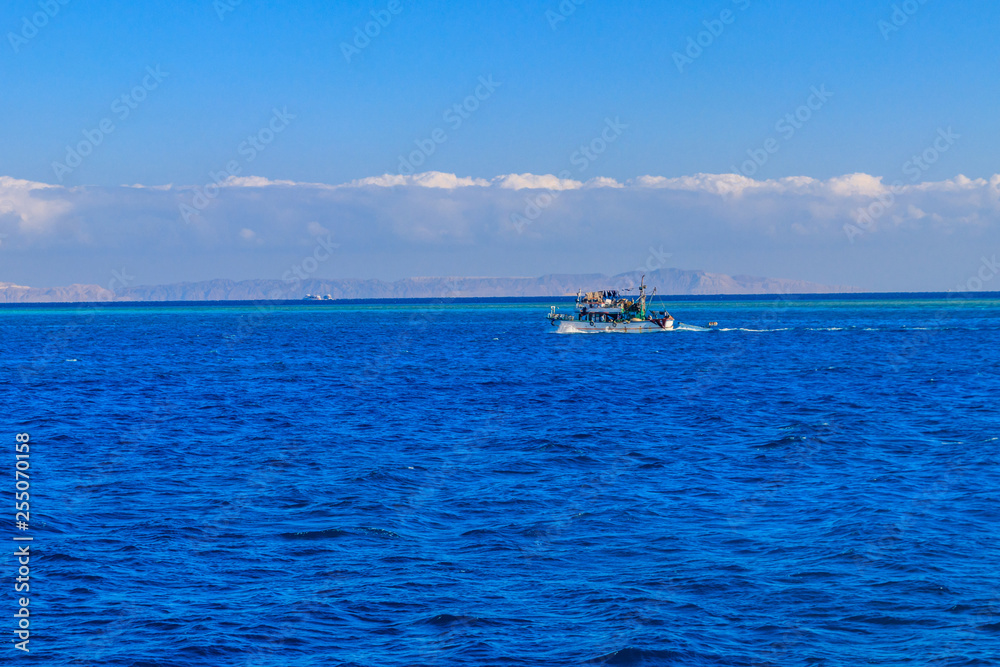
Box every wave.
[584,647,709,665]
[280,527,404,540]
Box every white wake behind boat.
[551,317,675,334]
[547,277,715,334]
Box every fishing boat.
[547,276,711,334]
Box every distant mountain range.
[0,282,117,303]
[0,269,858,303]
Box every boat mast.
[639,274,646,318]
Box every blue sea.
[3,295,1000,666]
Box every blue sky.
[2,0,1000,290]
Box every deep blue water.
[3,296,1000,666]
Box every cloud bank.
[2,171,999,291]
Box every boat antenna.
[637,274,646,317]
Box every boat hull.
[554,320,675,334]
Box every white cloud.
[826,173,886,197]
[493,173,583,190]
[345,171,489,189]
[2,171,1000,290]
[224,175,303,188]
[631,173,761,195]
[307,221,330,236]
[0,176,75,233]
[584,176,624,189]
